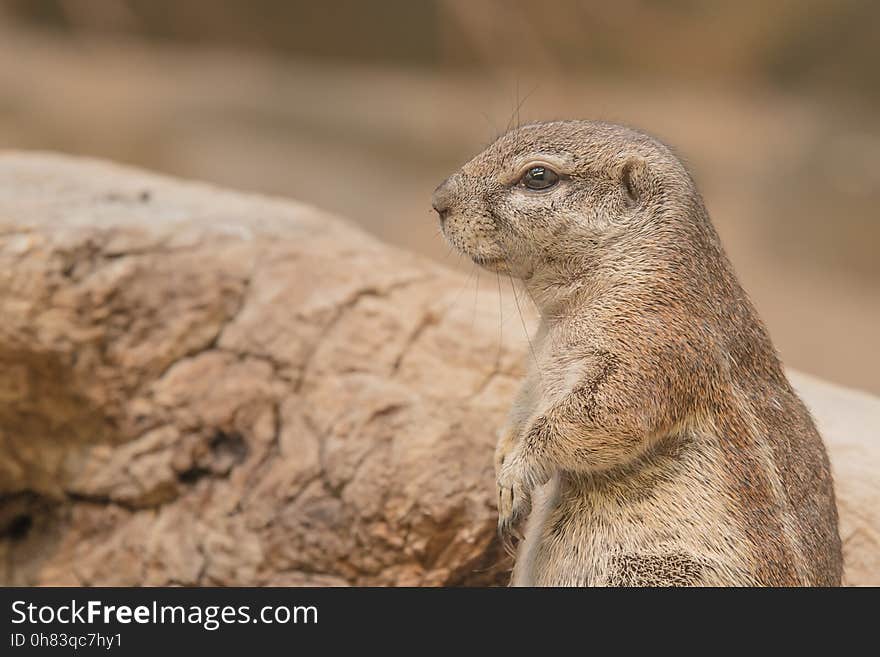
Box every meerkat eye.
[520,166,559,191]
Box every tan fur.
[432,120,842,586]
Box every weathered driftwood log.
[0,153,876,585]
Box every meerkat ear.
[619,156,649,206]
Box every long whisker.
[505,78,539,134]
[505,78,517,134]
[442,262,477,318]
[516,83,539,129]
[495,271,504,374]
[471,268,481,333]
[516,76,521,131]
[507,272,543,386]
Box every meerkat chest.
[524,326,591,407]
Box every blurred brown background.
[0,0,877,393]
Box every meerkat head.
[432,120,701,282]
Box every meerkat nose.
[431,178,454,222]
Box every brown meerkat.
[431,120,842,586]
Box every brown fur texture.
[432,120,842,586]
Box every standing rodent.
[431,120,842,586]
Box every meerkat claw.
[496,478,530,548]
[497,490,524,557]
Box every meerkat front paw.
[496,449,550,548]
[497,463,529,525]
[496,460,530,555]
[494,426,518,476]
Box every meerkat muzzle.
[431,177,454,223]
